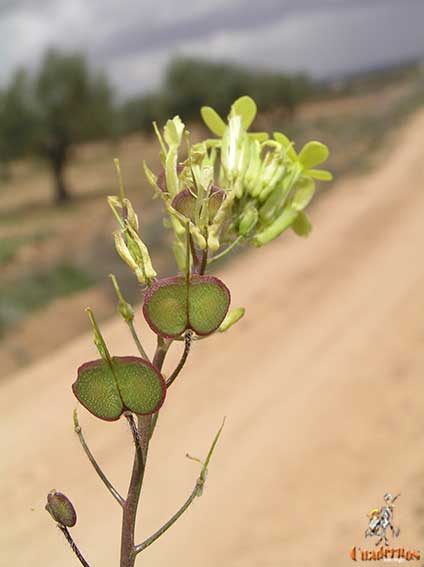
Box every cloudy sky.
[1,0,424,96]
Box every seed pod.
[45,490,77,527]
[143,275,231,338]
[238,207,258,236]
[219,307,246,332]
[253,208,298,247]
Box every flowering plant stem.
[45,96,332,567]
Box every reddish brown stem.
[119,336,171,567]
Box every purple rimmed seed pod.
[112,355,167,415]
[143,276,188,339]
[208,185,226,221]
[143,275,231,339]
[187,274,231,336]
[171,189,196,221]
[46,490,77,527]
[72,356,167,420]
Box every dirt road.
[2,109,424,567]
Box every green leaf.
[291,211,312,237]
[273,132,297,161]
[113,357,165,415]
[298,141,329,169]
[292,178,316,211]
[307,169,333,181]
[232,96,257,129]
[143,276,188,338]
[201,106,227,137]
[188,275,231,335]
[73,360,123,421]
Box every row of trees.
[121,58,311,134]
[0,50,311,203]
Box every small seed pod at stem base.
[45,490,77,527]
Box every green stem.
[74,410,124,507]
[127,319,150,361]
[134,482,201,555]
[134,418,225,556]
[198,246,208,275]
[207,235,243,266]
[166,331,192,388]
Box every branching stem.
[73,409,124,507]
[134,482,201,555]
[207,235,243,265]
[166,331,193,388]
[134,418,225,556]
[127,319,150,361]
[119,336,171,567]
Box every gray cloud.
[1,0,423,96]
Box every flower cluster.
[141,95,331,273]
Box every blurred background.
[2,1,424,566]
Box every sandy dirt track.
[2,110,424,567]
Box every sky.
[1,0,424,96]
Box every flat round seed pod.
[46,491,77,527]
[113,356,166,415]
[73,360,123,421]
[208,186,225,221]
[143,275,231,338]
[143,276,188,338]
[172,189,196,221]
[188,275,230,335]
[73,357,166,420]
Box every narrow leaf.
[307,169,333,181]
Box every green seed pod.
[143,275,231,338]
[219,307,246,332]
[253,208,298,247]
[238,207,258,236]
[46,490,77,527]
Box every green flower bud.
[123,198,139,231]
[109,274,135,323]
[114,231,138,273]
